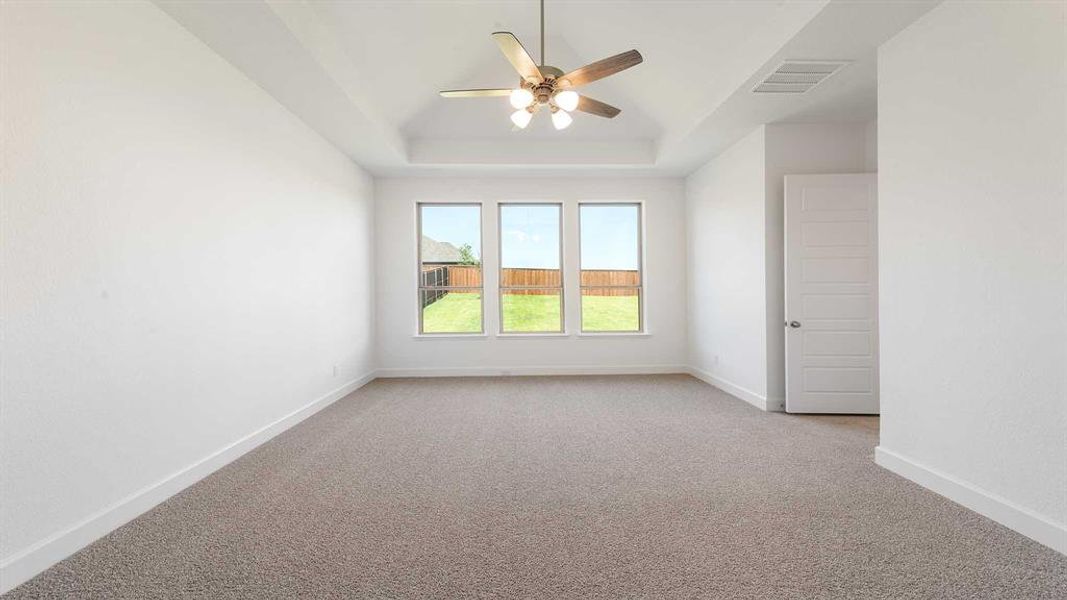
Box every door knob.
[788,321,801,328]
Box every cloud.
[505,229,543,244]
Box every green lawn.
[580,295,640,332]
[502,293,561,332]
[421,292,639,333]
[421,292,483,333]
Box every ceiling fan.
[439,0,643,130]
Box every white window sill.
[576,332,650,338]
[410,332,648,339]
[412,333,488,340]
[497,332,571,338]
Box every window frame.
[415,202,485,336]
[577,201,645,334]
[497,202,565,334]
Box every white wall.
[864,120,878,172]
[0,1,376,589]
[685,127,770,407]
[685,123,872,409]
[374,177,687,375]
[876,0,1065,553]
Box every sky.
[500,205,560,268]
[578,205,639,270]
[420,204,639,270]
[421,205,482,259]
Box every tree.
[458,243,480,266]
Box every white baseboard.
[686,366,780,412]
[375,364,687,378]
[0,372,378,595]
[875,446,1066,556]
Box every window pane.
[500,204,562,333]
[501,289,562,333]
[421,289,482,333]
[500,204,560,270]
[580,204,642,332]
[581,287,640,332]
[579,204,639,283]
[420,205,481,278]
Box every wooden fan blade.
[439,89,512,98]
[491,32,543,83]
[558,50,643,88]
[576,95,621,118]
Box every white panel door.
[785,174,878,414]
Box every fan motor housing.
[523,65,565,105]
[538,65,564,79]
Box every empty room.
[1,0,1064,597]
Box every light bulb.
[509,88,534,109]
[554,90,579,112]
[551,109,573,130]
[510,109,533,129]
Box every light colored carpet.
[6,375,1066,598]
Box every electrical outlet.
[332,365,338,377]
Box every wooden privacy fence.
[580,270,640,296]
[421,266,638,299]
[500,268,560,295]
[421,265,482,288]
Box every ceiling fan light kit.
[554,90,579,112]
[509,88,535,110]
[550,107,573,130]
[510,107,534,129]
[440,0,642,130]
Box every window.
[417,204,482,334]
[498,204,563,333]
[579,203,642,332]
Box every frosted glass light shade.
[551,109,573,130]
[509,88,534,109]
[510,109,533,129]
[554,90,579,112]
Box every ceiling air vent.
[752,60,849,94]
